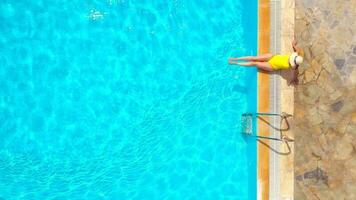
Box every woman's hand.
[292,39,297,47]
[292,39,298,52]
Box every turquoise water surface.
[0,0,257,199]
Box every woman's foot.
[229,57,241,61]
[228,57,242,64]
[228,59,240,65]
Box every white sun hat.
[289,52,303,69]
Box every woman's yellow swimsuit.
[268,55,290,70]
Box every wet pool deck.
[257,1,270,200]
[294,0,356,199]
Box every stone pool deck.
[294,0,356,199]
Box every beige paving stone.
[318,133,329,153]
[335,116,351,135]
[311,59,323,74]
[329,90,342,101]
[345,157,356,179]
[318,71,335,94]
[307,107,323,125]
[303,69,316,83]
[332,134,354,161]
[295,0,356,199]
[352,113,356,124]
[345,183,356,200]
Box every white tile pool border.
[269,0,281,199]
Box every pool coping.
[257,0,295,199]
[278,1,295,199]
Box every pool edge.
[257,0,296,200]
[277,0,295,199]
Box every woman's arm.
[292,39,304,56]
[289,68,299,85]
[292,40,299,52]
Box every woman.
[228,40,303,85]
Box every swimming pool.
[0,0,257,199]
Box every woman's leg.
[229,53,273,62]
[255,62,274,71]
[230,61,274,72]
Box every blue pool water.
[0,0,257,199]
